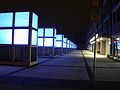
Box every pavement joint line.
[89,67,120,68]
[39,65,86,68]
[81,50,93,82]
[37,56,60,65]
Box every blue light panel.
[63,38,67,43]
[32,30,37,45]
[45,28,53,37]
[44,38,53,47]
[38,28,44,37]
[56,35,62,40]
[117,42,120,49]
[0,13,13,27]
[14,29,29,44]
[32,13,38,29]
[63,42,67,48]
[54,29,57,37]
[54,38,56,47]
[56,41,62,47]
[38,38,43,46]
[0,29,12,44]
[67,40,70,48]
[15,12,29,27]
[63,38,67,48]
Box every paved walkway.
[82,50,120,89]
[0,50,89,90]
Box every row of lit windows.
[0,12,77,49]
[0,29,37,45]
[0,12,38,29]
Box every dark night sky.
[0,0,89,49]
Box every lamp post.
[93,22,97,89]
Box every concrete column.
[96,42,100,53]
[106,39,110,55]
[100,40,106,55]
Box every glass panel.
[38,28,44,37]
[0,13,13,27]
[32,13,38,29]
[0,29,12,44]
[63,38,67,43]
[54,38,56,47]
[56,41,62,47]
[38,38,43,46]
[45,28,53,37]
[44,38,53,47]
[117,42,120,49]
[63,42,67,48]
[56,35,62,40]
[15,12,29,27]
[14,29,29,44]
[54,28,57,37]
[67,44,69,48]
[32,30,37,45]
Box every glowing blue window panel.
[54,29,57,37]
[117,42,120,49]
[45,28,54,37]
[14,29,29,44]
[63,42,67,48]
[32,13,38,29]
[38,38,43,46]
[56,35,62,40]
[0,13,13,27]
[63,38,67,43]
[44,38,53,47]
[67,43,69,48]
[38,28,44,37]
[0,29,12,44]
[54,38,56,47]
[56,41,62,47]
[32,30,37,45]
[15,12,29,27]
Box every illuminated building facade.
[86,0,120,60]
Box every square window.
[63,42,67,48]
[38,38,43,46]
[15,12,29,27]
[44,38,53,47]
[45,28,54,37]
[56,35,62,40]
[56,41,62,47]
[38,28,44,37]
[0,29,12,44]
[0,13,13,27]
[32,30,37,45]
[14,29,29,44]
[32,13,38,29]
